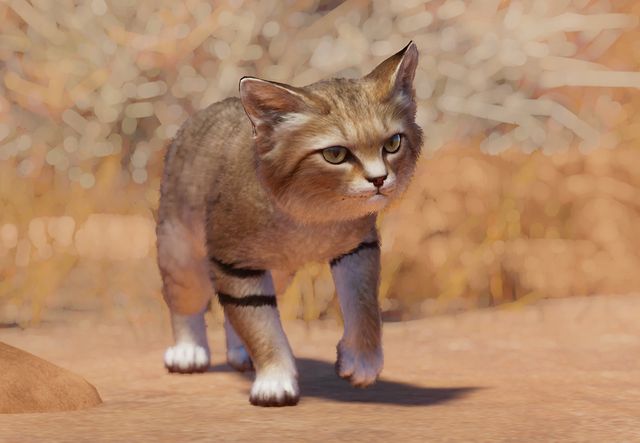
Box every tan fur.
[157,42,423,406]
[156,217,211,314]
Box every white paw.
[336,340,383,387]
[249,367,299,407]
[164,343,210,373]
[227,346,253,372]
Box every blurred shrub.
[0,0,639,325]
[380,145,640,319]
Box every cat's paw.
[336,340,383,388]
[249,367,299,407]
[164,343,210,373]
[227,346,254,372]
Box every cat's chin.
[348,193,391,214]
[348,191,392,204]
[366,194,388,204]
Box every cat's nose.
[367,175,387,188]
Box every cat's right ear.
[239,77,310,131]
[365,41,419,102]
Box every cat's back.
[159,97,255,218]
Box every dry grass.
[0,0,639,325]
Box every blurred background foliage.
[1,0,639,326]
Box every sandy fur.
[157,42,422,406]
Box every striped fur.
[210,256,266,279]
[157,42,422,407]
[330,240,381,267]
[217,292,277,308]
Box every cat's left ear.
[365,41,419,101]
[239,77,311,131]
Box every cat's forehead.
[308,78,382,112]
[305,79,404,147]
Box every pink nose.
[367,175,387,188]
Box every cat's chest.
[269,222,375,271]
[276,223,368,265]
[208,208,375,271]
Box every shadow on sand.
[209,358,477,406]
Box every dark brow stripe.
[210,256,266,279]
[330,240,380,267]
[217,292,277,308]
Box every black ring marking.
[217,292,277,307]
[330,240,380,267]
[210,256,266,279]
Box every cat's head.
[239,42,423,223]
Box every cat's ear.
[239,77,310,130]
[365,41,419,101]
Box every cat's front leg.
[212,258,298,406]
[330,239,383,387]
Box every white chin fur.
[164,343,210,373]
[366,194,388,204]
[347,186,396,200]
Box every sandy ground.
[1,294,639,442]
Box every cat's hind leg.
[224,318,253,372]
[164,310,210,373]
[157,217,212,373]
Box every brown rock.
[0,342,102,413]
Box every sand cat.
[156,42,422,406]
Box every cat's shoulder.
[167,97,245,146]
[161,96,252,185]
[199,96,245,120]
[182,97,247,137]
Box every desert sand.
[1,294,639,442]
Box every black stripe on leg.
[217,292,277,307]
[210,256,266,279]
[330,240,380,267]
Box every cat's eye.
[322,146,348,164]
[383,134,402,153]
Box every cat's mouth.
[349,187,395,200]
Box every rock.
[0,342,102,413]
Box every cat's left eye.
[322,146,348,164]
[383,134,402,153]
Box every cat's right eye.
[321,146,348,164]
[383,133,402,153]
